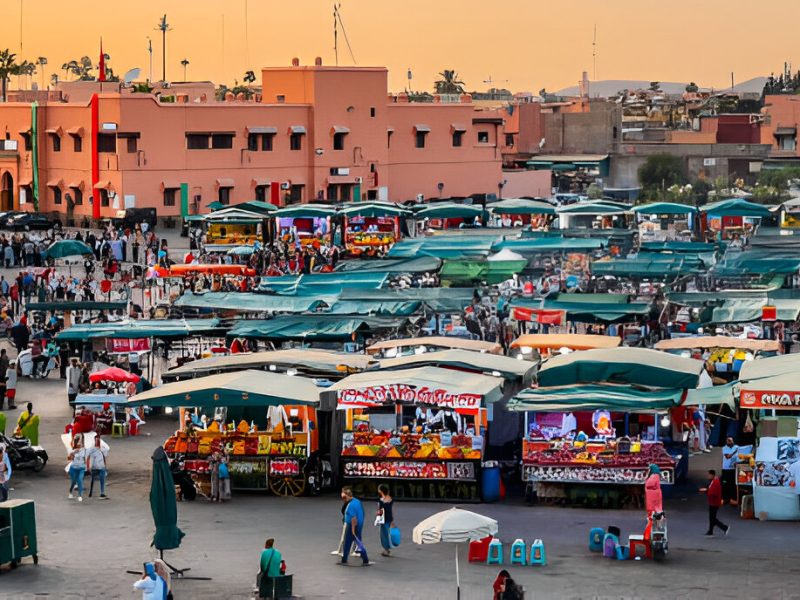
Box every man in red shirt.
[700,469,730,536]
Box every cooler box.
[0,499,38,567]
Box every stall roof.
[163,349,378,380]
[174,292,329,313]
[273,203,337,218]
[700,198,772,218]
[56,318,222,341]
[492,237,604,253]
[333,256,442,274]
[510,296,651,324]
[228,315,407,342]
[378,349,537,383]
[537,347,706,389]
[739,372,800,398]
[204,207,265,223]
[487,198,555,216]
[738,353,800,381]
[633,202,697,215]
[338,202,410,218]
[325,299,422,316]
[128,370,320,407]
[367,336,502,355]
[508,384,684,413]
[339,287,474,313]
[26,301,128,312]
[329,366,504,405]
[640,241,718,253]
[591,256,706,278]
[557,201,631,216]
[236,200,278,214]
[413,203,485,220]
[710,297,800,323]
[655,336,781,353]
[711,250,800,276]
[440,259,528,285]
[387,235,496,259]
[510,333,621,351]
[258,272,389,294]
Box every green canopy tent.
[206,201,225,211]
[591,256,707,279]
[128,370,320,407]
[236,200,278,214]
[45,240,93,259]
[700,198,772,218]
[632,202,697,215]
[508,384,683,413]
[378,349,537,385]
[510,296,651,324]
[387,235,497,259]
[537,347,705,389]
[227,315,407,343]
[640,241,718,253]
[413,203,485,220]
[325,299,422,316]
[173,292,330,314]
[338,202,410,218]
[488,198,556,216]
[440,259,528,285]
[333,256,441,274]
[258,272,389,294]
[56,318,223,341]
[739,353,800,381]
[338,287,475,313]
[492,237,604,253]
[272,204,338,218]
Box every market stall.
[338,202,409,254]
[203,207,269,250]
[413,203,485,230]
[488,198,555,229]
[632,202,697,243]
[509,333,621,360]
[128,370,322,496]
[699,198,771,241]
[366,336,502,358]
[328,366,505,501]
[273,204,336,248]
[68,393,131,436]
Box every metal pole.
[162,28,166,81]
[455,543,460,600]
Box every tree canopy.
[638,153,686,199]
[434,69,465,94]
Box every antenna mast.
[592,24,597,81]
[155,14,172,82]
[333,4,356,65]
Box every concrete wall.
[761,94,800,157]
[501,169,552,198]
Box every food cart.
[128,370,323,496]
[273,204,336,249]
[329,366,505,502]
[68,393,131,436]
[339,203,409,254]
[202,207,270,251]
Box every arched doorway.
[0,172,13,212]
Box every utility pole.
[155,15,171,82]
[146,37,153,83]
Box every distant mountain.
[555,77,767,97]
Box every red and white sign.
[511,307,563,325]
[106,338,151,354]
[337,384,482,411]
[741,389,800,409]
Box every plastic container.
[482,461,501,503]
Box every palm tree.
[181,58,190,81]
[62,60,79,81]
[0,49,20,102]
[36,56,47,89]
[243,70,256,87]
[434,69,465,95]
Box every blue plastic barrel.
[482,462,501,503]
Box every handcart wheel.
[269,474,307,497]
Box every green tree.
[692,179,712,204]
[434,69,465,94]
[637,154,685,200]
[0,49,21,102]
[586,183,603,199]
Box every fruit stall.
[127,369,323,496]
[329,366,504,502]
[273,204,336,249]
[338,202,409,254]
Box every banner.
[342,460,476,481]
[511,307,562,325]
[741,390,800,410]
[106,338,150,354]
[522,464,674,485]
[337,384,482,411]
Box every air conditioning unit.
[280,182,291,190]
[354,176,363,184]
[331,167,350,176]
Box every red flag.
[98,38,106,82]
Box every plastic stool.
[529,539,546,566]
[589,527,604,552]
[603,534,628,560]
[112,422,126,438]
[510,539,527,566]
[628,534,651,560]
[468,536,492,563]
[486,538,503,565]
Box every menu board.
[343,460,477,481]
[523,464,674,485]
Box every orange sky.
[7,0,800,92]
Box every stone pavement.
[1,374,799,599]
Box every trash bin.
[0,499,38,569]
[482,461,501,503]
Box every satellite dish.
[123,68,142,85]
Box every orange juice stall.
[127,370,323,496]
[328,366,504,502]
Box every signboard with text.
[522,464,674,485]
[343,460,477,481]
[337,384,482,411]
[106,338,150,354]
[741,390,800,410]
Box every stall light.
[520,346,532,355]
[290,408,299,416]
[660,414,671,428]
[491,370,502,377]
[286,368,298,376]
[268,364,277,371]
[165,407,174,415]
[414,346,427,355]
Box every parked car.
[0,210,25,226]
[7,213,59,231]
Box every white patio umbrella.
[413,507,498,599]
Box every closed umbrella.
[45,239,93,259]
[150,446,185,553]
[413,507,498,599]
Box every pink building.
[0,60,551,222]
[761,94,800,161]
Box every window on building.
[163,188,177,206]
[255,185,268,202]
[477,131,490,144]
[51,134,61,152]
[211,133,234,149]
[505,133,514,147]
[97,133,116,153]
[452,131,464,147]
[186,134,210,150]
[289,184,304,204]
[21,132,31,151]
[218,187,232,205]
[778,133,797,151]
[415,131,428,149]
[70,188,83,205]
[370,107,376,118]
[72,135,82,152]
[261,133,274,152]
[52,187,62,205]
[126,137,138,153]
[333,132,347,151]
[367,189,378,200]
[290,133,303,151]
[99,189,110,207]
[247,133,259,151]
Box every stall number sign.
[338,384,482,410]
[522,464,674,485]
[343,460,476,481]
[269,458,301,477]
[741,390,800,409]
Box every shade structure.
[440,258,527,285]
[150,446,185,551]
[591,256,706,278]
[273,203,337,218]
[413,507,498,600]
[378,349,537,384]
[510,297,651,324]
[339,287,474,314]
[89,367,141,384]
[492,237,604,253]
[206,201,225,211]
[333,256,442,274]
[700,198,772,218]
[338,202,410,218]
[738,353,800,382]
[388,235,496,259]
[45,240,93,259]
[237,200,277,214]
[537,347,705,389]
[414,203,485,220]
[227,315,406,343]
[654,336,781,353]
[127,370,320,407]
[488,198,555,215]
[56,318,222,341]
[633,202,697,215]
[174,292,329,314]
[508,383,684,413]
[557,201,631,216]
[511,333,621,351]
[367,336,502,356]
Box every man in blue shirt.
[721,437,739,504]
[339,486,370,566]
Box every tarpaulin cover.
[333,256,441,273]
[537,347,705,388]
[492,237,604,253]
[378,349,537,383]
[640,241,718,253]
[591,256,706,278]
[227,315,406,341]
[339,287,474,313]
[510,297,651,324]
[326,299,422,316]
[339,202,410,218]
[710,297,800,323]
[413,203,485,220]
[57,318,222,341]
[258,272,389,294]
[632,202,697,215]
[388,236,496,259]
[174,292,329,313]
[712,250,800,276]
[488,198,556,215]
[508,384,683,413]
[700,198,772,218]
[440,259,528,285]
[557,201,631,215]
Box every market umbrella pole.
[455,543,460,600]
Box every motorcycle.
[0,432,48,472]
[17,348,55,379]
[304,451,333,496]
[650,511,668,561]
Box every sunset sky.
[7,0,800,93]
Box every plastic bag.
[390,526,401,547]
[743,413,754,433]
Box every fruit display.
[522,438,675,470]
[341,431,482,461]
[164,430,309,458]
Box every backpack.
[503,579,524,600]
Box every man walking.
[66,357,82,405]
[87,434,109,499]
[338,486,371,566]
[721,437,739,504]
[701,469,729,536]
